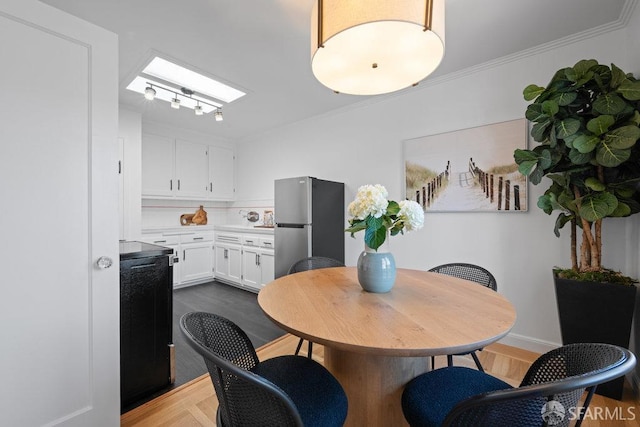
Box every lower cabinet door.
[242,248,261,290]
[181,242,214,283]
[215,244,242,284]
[260,250,275,288]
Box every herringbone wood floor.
[121,335,639,427]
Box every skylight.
[143,57,245,103]
[125,56,246,113]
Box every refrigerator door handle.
[276,223,305,228]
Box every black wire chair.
[287,256,345,358]
[428,262,498,371]
[402,342,636,427]
[180,312,348,427]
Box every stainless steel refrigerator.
[274,176,344,278]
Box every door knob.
[96,256,114,269]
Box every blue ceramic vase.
[357,239,396,293]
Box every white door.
[0,2,120,426]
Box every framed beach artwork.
[403,118,528,212]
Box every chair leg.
[307,341,313,359]
[576,386,597,427]
[294,338,304,355]
[447,355,453,367]
[470,351,485,372]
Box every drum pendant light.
[311,0,445,95]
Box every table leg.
[324,347,430,427]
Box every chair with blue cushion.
[428,262,497,371]
[180,311,348,427]
[288,256,345,358]
[401,342,636,427]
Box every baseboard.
[499,332,560,355]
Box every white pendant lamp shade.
[311,0,445,95]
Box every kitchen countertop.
[141,224,274,235]
[119,241,173,260]
[214,225,274,234]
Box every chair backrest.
[428,262,497,291]
[180,312,304,427]
[442,343,636,427]
[287,256,345,275]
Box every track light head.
[194,105,203,116]
[171,97,181,109]
[214,108,223,122]
[144,86,156,100]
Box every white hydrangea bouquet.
[345,184,424,251]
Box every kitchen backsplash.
[142,199,274,229]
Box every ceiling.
[40,0,631,141]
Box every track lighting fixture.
[140,82,223,119]
[144,86,156,100]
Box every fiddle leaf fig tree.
[514,60,640,279]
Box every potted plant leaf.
[514,59,640,399]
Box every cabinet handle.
[170,179,173,191]
[210,182,212,192]
[193,237,204,241]
[178,179,181,190]
[153,240,167,243]
[118,160,122,174]
[224,248,228,259]
[256,254,260,266]
[183,250,186,261]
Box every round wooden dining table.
[258,267,517,427]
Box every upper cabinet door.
[175,139,210,199]
[209,145,235,200]
[142,134,175,197]
[2,1,120,425]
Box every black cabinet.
[119,242,174,410]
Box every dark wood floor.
[122,280,285,413]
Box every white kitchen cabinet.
[242,247,262,289]
[259,249,275,287]
[242,247,274,290]
[215,229,274,292]
[180,232,214,284]
[141,230,214,287]
[216,242,242,285]
[142,134,220,200]
[142,133,174,197]
[175,139,209,199]
[208,145,235,200]
[241,235,275,291]
[181,241,214,283]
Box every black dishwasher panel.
[120,242,173,410]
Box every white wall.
[234,17,640,354]
[119,107,142,240]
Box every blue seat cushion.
[402,366,512,427]
[252,355,348,427]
